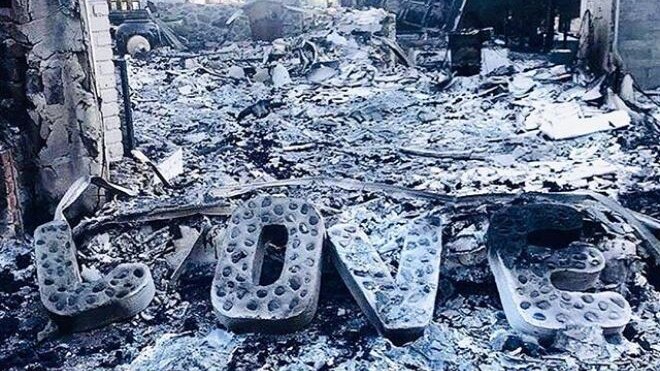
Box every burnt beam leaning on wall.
[114,57,135,154]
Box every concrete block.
[618,21,660,40]
[618,43,653,60]
[34,220,154,331]
[92,3,110,17]
[211,195,324,333]
[97,60,116,77]
[89,17,110,32]
[639,66,660,89]
[106,128,123,144]
[101,102,120,118]
[93,31,112,47]
[107,142,124,161]
[100,87,119,103]
[93,46,114,63]
[96,75,116,91]
[487,204,631,339]
[104,114,121,130]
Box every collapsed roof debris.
[1,1,660,370]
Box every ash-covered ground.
[2,5,660,371]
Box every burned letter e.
[488,203,631,339]
[328,215,444,344]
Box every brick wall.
[616,0,660,89]
[81,0,124,161]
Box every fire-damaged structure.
[1,0,660,369]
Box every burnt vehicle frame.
[108,0,162,55]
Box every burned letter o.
[211,195,325,333]
[487,203,631,339]
[328,215,443,344]
[35,220,155,332]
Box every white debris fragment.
[227,65,245,79]
[129,330,239,370]
[154,146,184,185]
[327,31,349,46]
[525,102,583,131]
[80,266,102,282]
[307,65,338,84]
[481,48,512,76]
[253,67,270,83]
[619,74,635,101]
[539,110,631,140]
[271,64,292,88]
[509,75,536,98]
[336,8,391,34]
[557,159,619,185]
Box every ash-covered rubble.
[125,8,658,198]
[2,4,660,371]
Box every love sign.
[34,195,632,343]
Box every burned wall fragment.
[487,203,631,339]
[211,195,325,333]
[328,215,443,344]
[35,220,155,332]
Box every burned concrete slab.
[328,215,443,344]
[34,219,155,332]
[211,195,325,333]
[487,203,631,339]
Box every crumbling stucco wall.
[580,0,660,89]
[579,0,616,72]
[2,0,109,219]
[616,0,660,89]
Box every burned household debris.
[1,0,660,369]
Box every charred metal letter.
[211,195,325,333]
[328,215,443,344]
[35,220,155,332]
[488,203,631,338]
